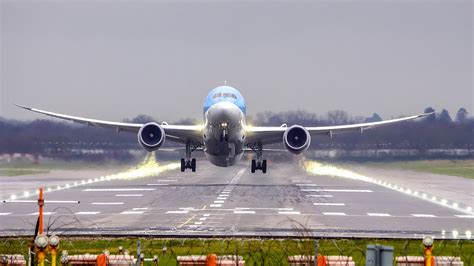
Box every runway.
[0,159,472,239]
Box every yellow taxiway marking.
[177,205,207,228]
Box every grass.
[363,160,474,179]
[0,169,50,176]
[0,237,472,265]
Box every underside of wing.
[15,104,203,144]
[245,112,432,145]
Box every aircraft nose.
[207,102,242,127]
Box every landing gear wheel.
[262,160,267,174]
[191,158,196,172]
[181,158,185,172]
[251,160,256,173]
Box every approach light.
[466,231,472,239]
[422,236,434,247]
[34,234,49,249]
[49,235,60,247]
[452,230,459,238]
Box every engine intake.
[138,122,165,152]
[283,125,311,154]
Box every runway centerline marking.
[411,214,436,218]
[323,212,346,216]
[115,194,143,197]
[367,213,391,217]
[0,213,12,216]
[133,207,148,210]
[92,202,124,205]
[29,212,55,216]
[84,188,155,192]
[306,195,333,198]
[313,203,345,206]
[301,189,373,193]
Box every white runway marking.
[296,184,318,187]
[210,204,222,208]
[306,195,333,198]
[236,207,294,211]
[221,191,230,194]
[278,211,301,215]
[234,210,256,214]
[85,188,155,192]
[214,200,225,204]
[30,212,55,216]
[121,211,144,214]
[455,215,474,218]
[166,210,189,214]
[75,211,100,215]
[147,184,168,186]
[194,222,203,225]
[217,197,227,200]
[323,212,346,216]
[218,195,228,198]
[367,213,391,217]
[115,194,143,197]
[203,213,210,217]
[411,214,436,218]
[156,180,177,182]
[92,202,124,205]
[199,218,207,221]
[313,203,345,206]
[0,213,12,216]
[133,207,148,210]
[301,189,372,193]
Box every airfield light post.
[49,235,60,266]
[423,236,434,266]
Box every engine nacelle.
[137,122,165,152]
[283,125,311,154]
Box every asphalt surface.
[0,159,472,239]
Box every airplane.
[16,85,431,173]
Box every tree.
[438,109,452,123]
[326,110,349,125]
[455,107,469,123]
[424,107,436,123]
[365,113,382,123]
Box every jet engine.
[137,122,165,152]
[283,125,311,154]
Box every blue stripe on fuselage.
[203,86,246,115]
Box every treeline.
[0,107,472,156]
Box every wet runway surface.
[1,160,472,239]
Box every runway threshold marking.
[0,213,11,216]
[278,211,301,215]
[210,204,222,207]
[313,203,345,206]
[75,211,100,215]
[411,214,436,218]
[167,210,189,214]
[454,215,474,218]
[115,194,143,197]
[121,211,144,214]
[84,188,155,192]
[367,213,391,217]
[133,207,148,210]
[92,202,124,205]
[306,195,333,198]
[214,200,224,204]
[323,212,346,216]
[234,210,256,214]
[301,189,373,193]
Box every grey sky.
[1,0,472,123]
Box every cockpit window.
[212,92,237,99]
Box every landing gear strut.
[248,142,267,174]
[181,141,199,172]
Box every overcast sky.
[1,0,472,123]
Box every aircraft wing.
[245,112,433,145]
[15,104,203,144]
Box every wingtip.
[13,103,32,111]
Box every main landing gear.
[248,142,267,174]
[181,141,199,172]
